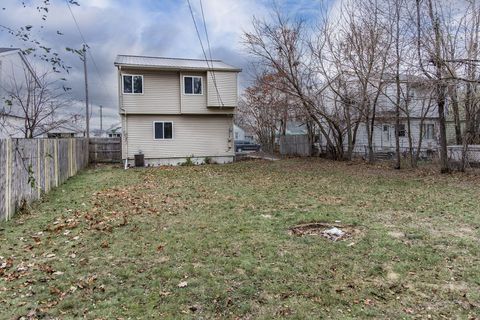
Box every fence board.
[0,138,89,221]
[279,135,311,157]
[89,138,121,163]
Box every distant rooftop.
[0,48,19,54]
[114,55,241,72]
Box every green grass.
[0,159,479,319]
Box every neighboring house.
[0,48,39,138]
[234,124,256,142]
[106,122,122,138]
[114,55,241,165]
[318,76,439,156]
[234,124,245,141]
[45,121,85,138]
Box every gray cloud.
[0,0,294,130]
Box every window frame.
[153,121,174,140]
[396,123,406,137]
[423,123,435,140]
[183,75,203,95]
[122,74,144,94]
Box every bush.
[180,155,195,166]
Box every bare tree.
[237,72,290,152]
[1,67,78,138]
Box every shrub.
[180,155,195,166]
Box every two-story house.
[114,55,241,166]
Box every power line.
[65,0,117,110]
[199,0,224,107]
[187,0,224,107]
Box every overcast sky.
[0,0,325,130]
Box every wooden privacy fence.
[89,137,121,163]
[0,138,89,221]
[279,135,311,157]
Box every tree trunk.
[448,85,462,145]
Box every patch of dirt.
[289,222,362,241]
[387,231,406,239]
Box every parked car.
[234,140,261,152]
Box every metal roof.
[114,55,241,72]
[0,48,19,54]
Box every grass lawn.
[0,159,479,319]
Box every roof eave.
[114,63,242,72]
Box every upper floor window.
[184,76,202,95]
[123,75,143,94]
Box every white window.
[423,123,435,140]
[123,75,143,94]
[153,121,173,140]
[184,76,202,95]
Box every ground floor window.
[154,122,173,140]
[396,124,406,137]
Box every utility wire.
[187,0,224,107]
[65,0,117,111]
[199,0,224,107]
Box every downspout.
[118,65,128,169]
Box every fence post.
[4,139,10,221]
[54,139,59,187]
[37,139,41,198]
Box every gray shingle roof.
[114,55,241,72]
[0,48,19,54]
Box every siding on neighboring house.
[320,119,439,154]
[0,115,25,138]
[120,69,181,114]
[122,114,234,160]
[0,50,33,138]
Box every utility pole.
[99,105,103,136]
[83,45,90,139]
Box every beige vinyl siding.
[207,71,238,107]
[180,71,207,113]
[124,114,234,159]
[180,71,235,114]
[121,69,180,114]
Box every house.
[318,75,439,157]
[0,48,39,138]
[114,55,241,166]
[45,121,85,138]
[106,122,122,138]
[234,124,256,142]
[234,124,245,141]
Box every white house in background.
[45,121,85,138]
[319,76,439,156]
[106,122,122,138]
[234,124,256,142]
[114,55,241,166]
[0,48,38,138]
[234,124,245,141]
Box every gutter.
[117,65,129,169]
